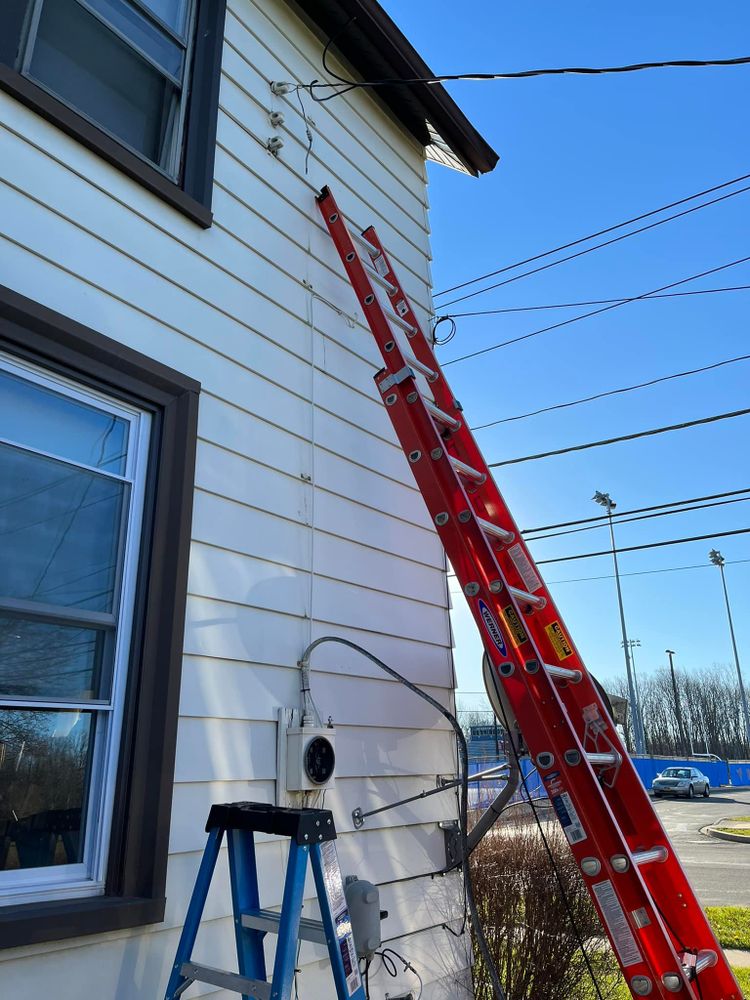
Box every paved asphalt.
[653,787,750,907]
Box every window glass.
[84,0,184,77]
[0,616,110,701]
[0,445,126,613]
[137,0,189,35]
[0,369,129,474]
[29,0,179,166]
[0,709,93,871]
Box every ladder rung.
[545,663,582,684]
[350,228,379,257]
[362,259,398,295]
[179,962,271,999]
[242,908,327,945]
[633,846,668,866]
[586,751,621,767]
[509,586,546,611]
[477,517,514,545]
[449,455,486,484]
[404,352,438,382]
[694,950,718,975]
[385,308,417,336]
[424,398,461,430]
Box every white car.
[652,767,710,799]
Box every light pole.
[665,649,688,757]
[709,549,750,750]
[622,638,646,749]
[593,491,646,754]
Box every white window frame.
[0,352,151,907]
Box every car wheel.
[688,784,695,799]
[704,784,710,798]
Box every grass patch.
[715,826,750,837]
[707,906,750,949]
[733,966,750,993]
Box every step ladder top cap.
[206,801,337,844]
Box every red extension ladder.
[317,185,740,1000]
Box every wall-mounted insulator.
[267,136,284,155]
[269,111,285,127]
[270,80,292,95]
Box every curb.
[701,823,750,844]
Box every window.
[0,356,150,907]
[0,284,199,947]
[0,0,227,226]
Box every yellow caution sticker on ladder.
[545,620,573,660]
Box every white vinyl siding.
[0,0,469,994]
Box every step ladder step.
[178,962,270,999]
[633,846,668,866]
[242,908,327,945]
[424,398,461,430]
[449,455,486,484]
[476,516,514,545]
[508,585,546,611]
[404,352,438,382]
[545,663,582,684]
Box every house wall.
[0,0,471,996]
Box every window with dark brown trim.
[0,284,199,948]
[0,0,226,228]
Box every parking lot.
[653,787,750,906]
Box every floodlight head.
[665,649,675,655]
[593,490,615,510]
[709,548,725,567]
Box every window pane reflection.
[0,710,93,871]
[0,615,109,700]
[0,445,126,613]
[0,369,128,474]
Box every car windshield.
[662,768,691,778]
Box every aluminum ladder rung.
[424,398,461,430]
[477,516,514,545]
[545,662,582,684]
[179,963,271,999]
[509,585,546,611]
[663,951,719,992]
[695,950,718,975]
[362,259,397,295]
[633,846,668,866]
[350,228,379,257]
[586,751,621,767]
[404,352,438,382]
[242,908,327,945]
[385,307,417,336]
[449,455,486,484]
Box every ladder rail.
[319,187,741,1000]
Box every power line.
[472,352,750,430]
[535,527,750,565]
[544,557,750,586]
[437,185,750,310]
[448,283,750,318]
[523,487,750,533]
[444,254,750,366]
[490,406,750,467]
[525,496,750,542]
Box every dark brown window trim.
[0,0,227,229]
[0,284,200,949]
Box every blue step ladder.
[164,802,366,1000]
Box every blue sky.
[380,1,750,700]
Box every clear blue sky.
[380,1,750,700]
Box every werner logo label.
[478,600,507,655]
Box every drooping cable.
[535,526,750,565]
[298,636,507,999]
[443,255,750,365]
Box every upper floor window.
[0,0,227,226]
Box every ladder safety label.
[478,599,507,655]
[321,841,362,994]
[503,604,528,647]
[546,620,573,660]
[372,253,389,277]
[592,881,643,968]
[550,790,587,845]
[508,543,543,593]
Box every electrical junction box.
[286,726,336,792]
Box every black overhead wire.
[471,352,750,430]
[546,557,750,586]
[443,254,750,366]
[489,405,750,467]
[437,184,750,311]
[450,283,750,318]
[523,487,750,534]
[535,526,750,565]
